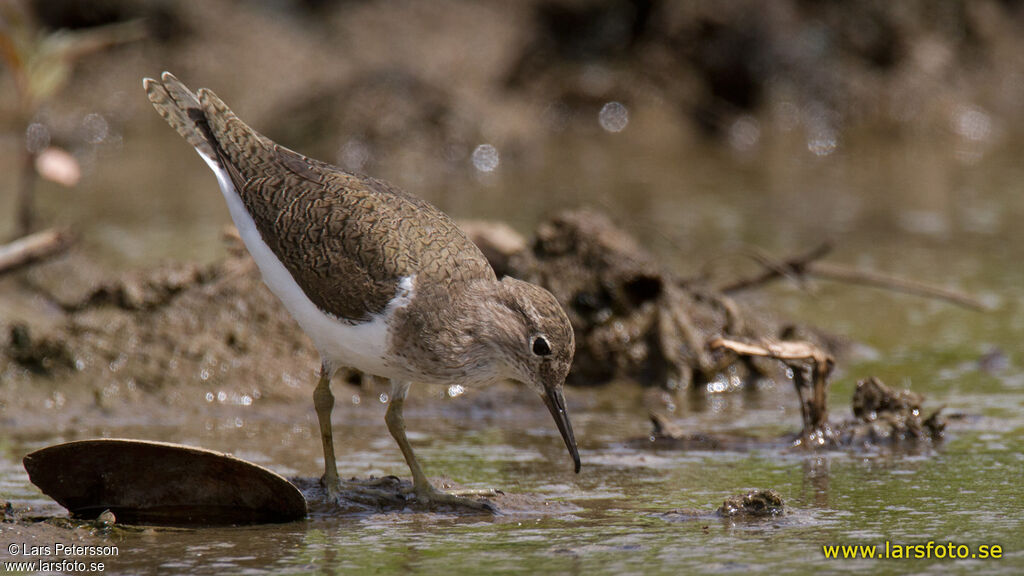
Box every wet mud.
[645,374,945,453]
[293,476,580,518]
[654,489,787,523]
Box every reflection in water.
[802,456,831,508]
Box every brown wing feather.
[187,84,495,322]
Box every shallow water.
[2,105,1024,574]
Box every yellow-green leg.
[313,362,341,499]
[385,380,496,513]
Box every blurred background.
[3,0,1024,269]
[2,2,1023,573]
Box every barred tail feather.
[142,72,218,163]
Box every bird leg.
[385,380,496,513]
[313,362,341,499]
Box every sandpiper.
[143,73,579,510]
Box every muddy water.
[3,110,1024,574]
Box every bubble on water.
[351,394,361,405]
[807,126,838,156]
[728,115,760,151]
[25,123,50,153]
[542,102,571,132]
[81,113,109,144]
[240,394,253,406]
[447,384,465,398]
[952,105,992,142]
[217,390,227,402]
[379,393,390,404]
[205,392,215,402]
[598,101,629,133]
[471,144,499,172]
[706,377,728,394]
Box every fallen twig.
[721,242,833,293]
[710,337,835,447]
[806,261,988,311]
[0,228,74,276]
[719,243,988,311]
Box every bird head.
[496,276,579,473]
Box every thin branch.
[719,243,988,311]
[718,242,832,293]
[807,262,989,311]
[0,228,74,276]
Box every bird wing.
[145,72,495,322]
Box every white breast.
[199,153,412,379]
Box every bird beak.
[541,386,580,473]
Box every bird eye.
[532,336,552,356]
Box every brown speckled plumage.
[146,73,493,323]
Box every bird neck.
[391,279,523,385]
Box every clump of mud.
[656,488,787,522]
[647,369,945,452]
[717,489,785,518]
[840,377,945,447]
[7,323,76,375]
[1,240,323,413]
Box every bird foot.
[448,487,504,498]
[409,484,498,514]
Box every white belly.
[200,154,411,378]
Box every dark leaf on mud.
[23,439,306,526]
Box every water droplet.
[81,113,109,144]
[351,394,361,405]
[807,126,837,156]
[952,105,992,141]
[216,391,227,402]
[447,384,465,398]
[339,138,371,171]
[706,377,728,394]
[379,393,390,404]
[199,368,210,381]
[205,392,214,402]
[598,101,629,133]
[472,144,500,172]
[728,116,760,151]
[25,123,50,153]
[240,394,253,406]
[109,355,127,372]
